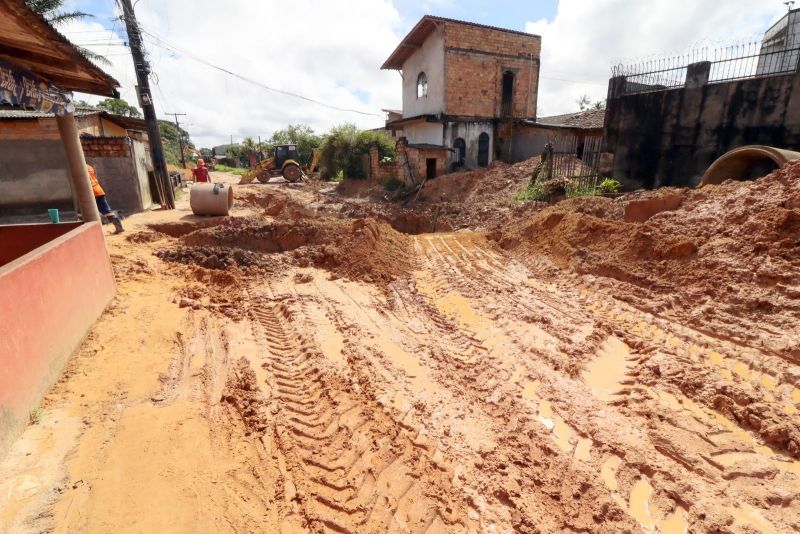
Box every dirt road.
[1,172,798,533]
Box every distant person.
[193,158,210,183]
[87,164,124,234]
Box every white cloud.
[61,1,790,145]
[64,0,404,148]
[526,0,787,117]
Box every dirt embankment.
[332,158,540,232]
[491,161,800,361]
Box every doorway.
[453,138,466,167]
[477,133,490,167]
[426,158,437,180]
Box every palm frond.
[46,10,93,26]
[77,46,111,67]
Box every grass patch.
[215,164,248,176]
[512,181,549,204]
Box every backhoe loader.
[239,144,321,185]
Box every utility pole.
[119,0,174,209]
[166,112,188,168]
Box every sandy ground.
[1,171,799,533]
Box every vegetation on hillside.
[158,120,194,167]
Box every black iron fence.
[612,36,800,96]
[540,134,604,181]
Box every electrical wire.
[136,28,382,117]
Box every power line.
[136,28,382,117]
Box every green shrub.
[319,123,395,180]
[600,178,622,194]
[512,181,550,204]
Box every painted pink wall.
[0,222,81,267]
[0,222,116,454]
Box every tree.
[268,124,322,166]
[318,123,394,180]
[26,0,90,26]
[25,0,110,65]
[577,94,606,111]
[96,98,142,117]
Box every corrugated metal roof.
[0,108,99,119]
[0,107,148,132]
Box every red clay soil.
[491,161,800,364]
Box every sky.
[61,0,787,148]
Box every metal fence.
[612,36,800,96]
[540,134,604,182]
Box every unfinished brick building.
[381,16,540,182]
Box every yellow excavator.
[239,144,321,184]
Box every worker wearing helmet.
[87,164,124,234]
[193,158,210,183]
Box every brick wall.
[80,136,132,158]
[368,144,399,182]
[443,22,540,119]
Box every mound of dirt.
[332,157,542,231]
[155,245,283,271]
[491,161,800,361]
[235,189,316,218]
[296,217,415,284]
[180,217,331,254]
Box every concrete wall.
[0,138,74,215]
[604,70,800,189]
[510,124,603,163]
[403,121,444,145]
[83,137,152,214]
[0,222,81,267]
[0,222,116,455]
[444,120,494,168]
[402,27,446,117]
[0,119,152,216]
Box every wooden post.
[56,112,100,222]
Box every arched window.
[453,138,466,166]
[478,133,490,167]
[417,72,428,98]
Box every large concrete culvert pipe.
[701,145,800,186]
[190,183,234,216]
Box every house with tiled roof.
[510,109,606,163]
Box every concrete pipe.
[701,145,800,186]
[190,183,234,216]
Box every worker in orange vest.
[87,164,124,234]
[193,158,210,183]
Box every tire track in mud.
[247,295,468,533]
[409,233,800,533]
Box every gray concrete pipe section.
[702,145,800,185]
[190,183,234,216]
